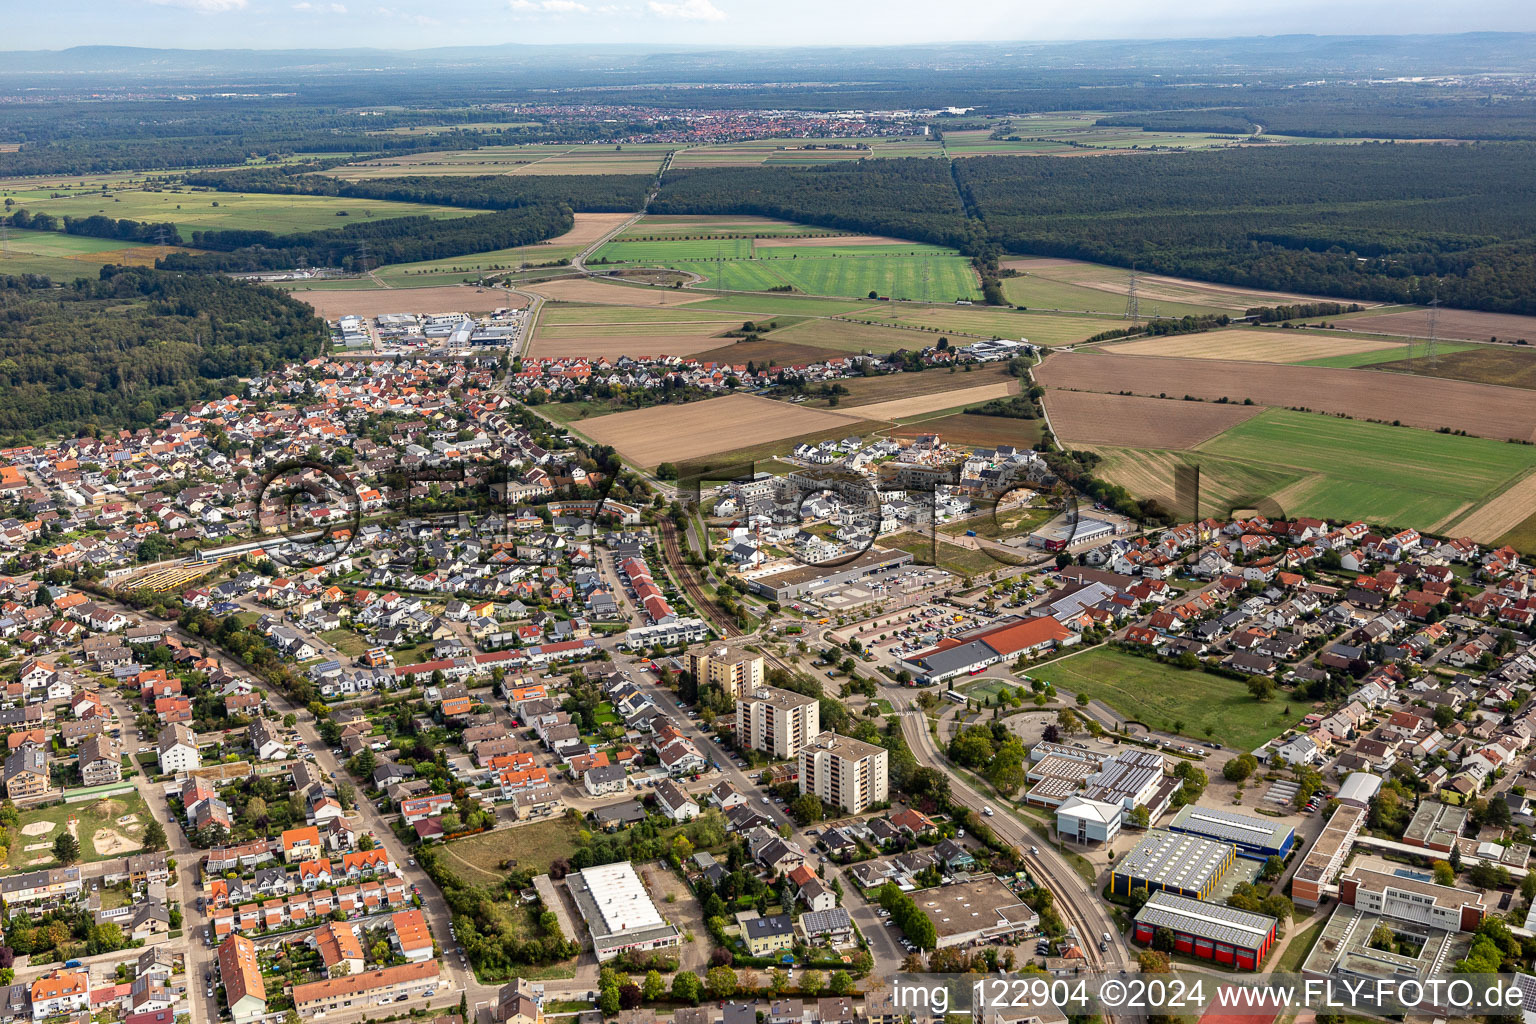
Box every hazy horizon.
[8,0,1536,54]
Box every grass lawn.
[6,791,153,867]
[592,702,620,726]
[1274,914,1328,973]
[319,628,370,658]
[1025,647,1291,751]
[439,816,581,886]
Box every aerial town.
[4,18,1536,1024]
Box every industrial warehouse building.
[743,547,913,602]
[1027,515,1119,552]
[1133,892,1278,971]
[902,615,1077,684]
[1111,829,1235,901]
[567,862,682,961]
[1167,805,1296,861]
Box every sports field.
[8,187,482,235]
[590,228,982,302]
[1025,647,1291,750]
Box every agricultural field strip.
[1043,390,1265,449]
[1034,350,1536,443]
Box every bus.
[944,690,968,705]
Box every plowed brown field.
[573,393,866,467]
[1035,351,1536,443]
[1044,391,1264,449]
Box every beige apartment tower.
[687,645,764,701]
[799,732,889,815]
[735,685,820,759]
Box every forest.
[952,144,1536,314]
[648,145,1536,314]
[0,267,327,436]
[1095,94,1536,141]
[156,202,574,272]
[183,166,652,213]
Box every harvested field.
[546,213,637,248]
[1336,307,1536,343]
[1448,471,1536,543]
[526,334,730,360]
[887,412,1043,449]
[1002,256,1353,314]
[856,381,1016,421]
[771,318,928,355]
[802,364,1014,409]
[1087,446,1302,520]
[1365,346,1536,391]
[1108,329,1402,363]
[1044,391,1263,449]
[293,285,525,319]
[525,277,711,305]
[573,393,865,467]
[1035,350,1536,443]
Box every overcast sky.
[9,0,1536,51]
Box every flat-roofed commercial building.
[799,731,888,815]
[1111,829,1234,901]
[901,615,1077,684]
[1168,805,1295,861]
[744,547,913,602]
[1133,891,1278,971]
[1403,801,1468,853]
[914,877,1039,948]
[1338,868,1486,932]
[687,645,764,701]
[566,861,682,962]
[737,685,820,759]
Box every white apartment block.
[736,685,820,759]
[799,731,888,815]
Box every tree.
[799,970,824,997]
[672,971,702,1005]
[705,966,738,999]
[770,969,789,996]
[1433,860,1457,886]
[642,971,664,1002]
[598,988,621,1015]
[1247,675,1276,702]
[140,819,167,852]
[829,970,854,996]
[1223,754,1258,783]
[53,832,80,866]
[619,985,642,1010]
[789,793,824,825]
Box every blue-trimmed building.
[1168,805,1295,861]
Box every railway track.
[658,518,745,638]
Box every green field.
[0,226,185,278]
[669,136,942,168]
[1498,511,1536,557]
[438,817,582,887]
[9,187,484,235]
[1026,647,1289,750]
[330,143,672,178]
[682,294,881,318]
[865,305,1127,345]
[616,215,841,239]
[1195,409,1536,529]
[769,317,932,354]
[1295,341,1482,368]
